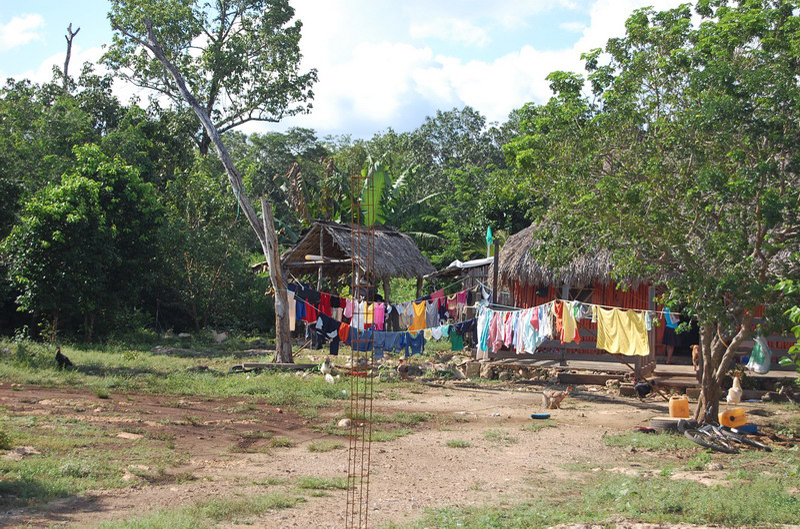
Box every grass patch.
[371,428,413,442]
[483,429,517,445]
[603,432,696,451]
[446,439,471,448]
[307,440,344,452]
[295,476,348,490]
[98,492,305,528]
[94,388,110,399]
[411,470,800,528]
[0,414,183,509]
[252,477,287,486]
[269,437,295,448]
[523,419,558,433]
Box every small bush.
[446,439,471,448]
[0,429,11,450]
[307,440,344,452]
[270,437,295,448]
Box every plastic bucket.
[669,395,690,418]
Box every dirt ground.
[0,381,792,528]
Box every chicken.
[397,359,410,381]
[320,357,332,376]
[324,373,335,384]
[543,386,572,409]
[55,346,73,370]
[210,329,228,343]
[726,375,743,405]
[634,379,653,399]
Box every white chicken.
[210,329,228,343]
[726,375,743,405]
[320,357,332,375]
[325,373,335,385]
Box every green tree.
[103,0,317,154]
[507,1,800,423]
[106,0,318,362]
[2,145,164,340]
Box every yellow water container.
[719,407,747,428]
[669,395,690,418]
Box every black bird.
[55,346,73,370]
[634,379,653,399]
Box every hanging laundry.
[344,298,354,319]
[595,307,650,356]
[489,311,504,352]
[338,322,351,342]
[407,331,425,356]
[365,303,374,326]
[431,326,443,340]
[426,300,439,328]
[373,302,386,330]
[288,290,296,331]
[449,329,464,351]
[539,302,554,339]
[446,295,457,314]
[477,308,491,353]
[503,312,515,349]
[439,324,450,338]
[410,301,426,331]
[554,300,580,344]
[319,292,332,317]
[424,329,433,340]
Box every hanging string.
[234,188,242,222]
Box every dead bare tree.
[113,18,293,362]
[63,23,80,89]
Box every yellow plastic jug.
[669,395,690,418]
[719,407,747,428]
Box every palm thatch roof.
[495,223,617,288]
[280,221,435,280]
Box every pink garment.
[373,302,386,330]
[446,295,457,313]
[503,312,514,348]
[456,290,467,304]
[344,298,353,319]
[489,312,503,352]
[431,289,445,308]
[531,308,540,331]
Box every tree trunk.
[130,20,292,362]
[694,312,754,424]
[63,23,80,90]
[262,198,292,363]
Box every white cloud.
[559,21,586,33]
[0,14,45,51]
[410,18,491,47]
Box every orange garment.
[338,322,350,342]
[554,300,580,344]
[410,301,427,331]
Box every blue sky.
[0,0,684,138]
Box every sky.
[0,0,685,139]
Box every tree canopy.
[506,0,800,421]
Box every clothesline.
[473,278,681,317]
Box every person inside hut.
[661,307,680,364]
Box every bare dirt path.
[0,382,717,528]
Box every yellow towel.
[596,307,650,356]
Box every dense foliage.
[1,0,797,366]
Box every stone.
[463,362,482,378]
[117,432,144,440]
[338,418,352,428]
[178,333,192,339]
[705,462,724,471]
[479,364,496,379]
[498,371,513,381]
[3,446,41,460]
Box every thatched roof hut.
[495,223,615,289]
[279,221,435,281]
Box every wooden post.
[560,284,569,367]
[416,277,423,299]
[383,277,391,303]
[492,241,500,305]
[317,226,323,290]
[645,285,657,376]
